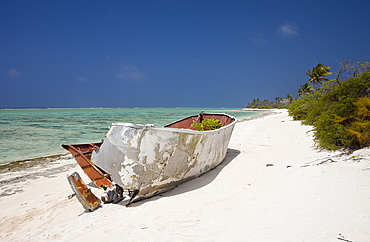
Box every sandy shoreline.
[1,109,369,241]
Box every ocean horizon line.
[0,106,243,110]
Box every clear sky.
[1,0,369,108]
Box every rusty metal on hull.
[67,172,101,211]
[62,143,112,189]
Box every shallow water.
[0,108,255,164]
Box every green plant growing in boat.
[191,118,223,131]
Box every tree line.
[247,60,370,151]
[246,95,293,109]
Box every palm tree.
[275,97,283,102]
[297,83,313,97]
[306,63,332,91]
[286,94,294,103]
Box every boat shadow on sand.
[126,148,241,207]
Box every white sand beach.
[1,109,369,241]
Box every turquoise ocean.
[0,108,256,164]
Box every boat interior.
[165,113,235,130]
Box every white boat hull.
[92,113,236,202]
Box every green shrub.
[288,72,370,151]
[343,97,370,149]
[288,91,324,124]
[312,110,352,150]
[191,118,223,131]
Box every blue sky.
[1,0,369,108]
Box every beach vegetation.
[297,83,313,97]
[191,118,223,131]
[306,63,332,91]
[288,61,370,151]
[246,95,292,109]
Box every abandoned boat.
[63,112,236,208]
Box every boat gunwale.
[109,113,237,134]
